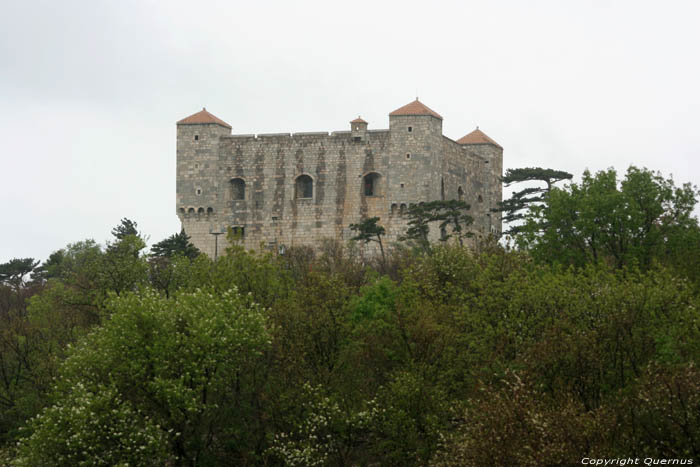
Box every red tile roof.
[389,99,443,120]
[350,117,367,124]
[177,108,232,129]
[457,127,501,148]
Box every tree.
[15,287,271,466]
[521,166,700,270]
[350,217,386,265]
[400,200,473,250]
[150,229,200,259]
[29,251,65,283]
[498,167,572,234]
[110,217,139,241]
[0,258,39,291]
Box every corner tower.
[176,108,232,256]
[457,127,503,235]
[388,99,444,203]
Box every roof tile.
[457,128,502,148]
[389,99,443,120]
[177,108,232,129]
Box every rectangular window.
[232,226,245,237]
[407,126,412,132]
[194,135,199,141]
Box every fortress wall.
[195,130,409,251]
[176,110,502,256]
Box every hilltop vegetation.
[1,166,699,466]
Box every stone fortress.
[176,99,503,257]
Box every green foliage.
[400,200,474,250]
[110,217,139,241]
[150,229,200,259]
[520,166,700,273]
[350,216,387,265]
[498,166,573,234]
[0,258,39,289]
[15,287,271,465]
[14,383,169,467]
[4,172,700,464]
[268,383,382,466]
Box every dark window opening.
[272,216,279,221]
[353,136,361,142]
[400,183,405,188]
[194,135,199,141]
[408,126,412,132]
[363,172,380,196]
[406,153,411,159]
[188,208,195,214]
[207,207,213,215]
[296,175,313,199]
[196,188,202,195]
[478,194,484,203]
[400,203,407,215]
[179,208,185,215]
[391,203,398,215]
[441,177,445,201]
[458,186,464,201]
[231,178,245,200]
[197,207,204,215]
[231,226,245,237]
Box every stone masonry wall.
[176,113,502,257]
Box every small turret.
[350,116,368,142]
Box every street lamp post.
[209,227,226,261]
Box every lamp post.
[209,227,226,261]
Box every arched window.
[391,203,398,215]
[179,208,185,215]
[188,207,195,215]
[197,207,205,215]
[207,207,214,215]
[231,178,245,200]
[363,172,381,196]
[400,203,407,215]
[458,186,464,201]
[295,175,313,199]
[478,194,483,203]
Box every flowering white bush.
[13,287,270,466]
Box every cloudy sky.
[1,0,699,263]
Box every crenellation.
[176,100,503,256]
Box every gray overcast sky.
[1,0,699,263]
